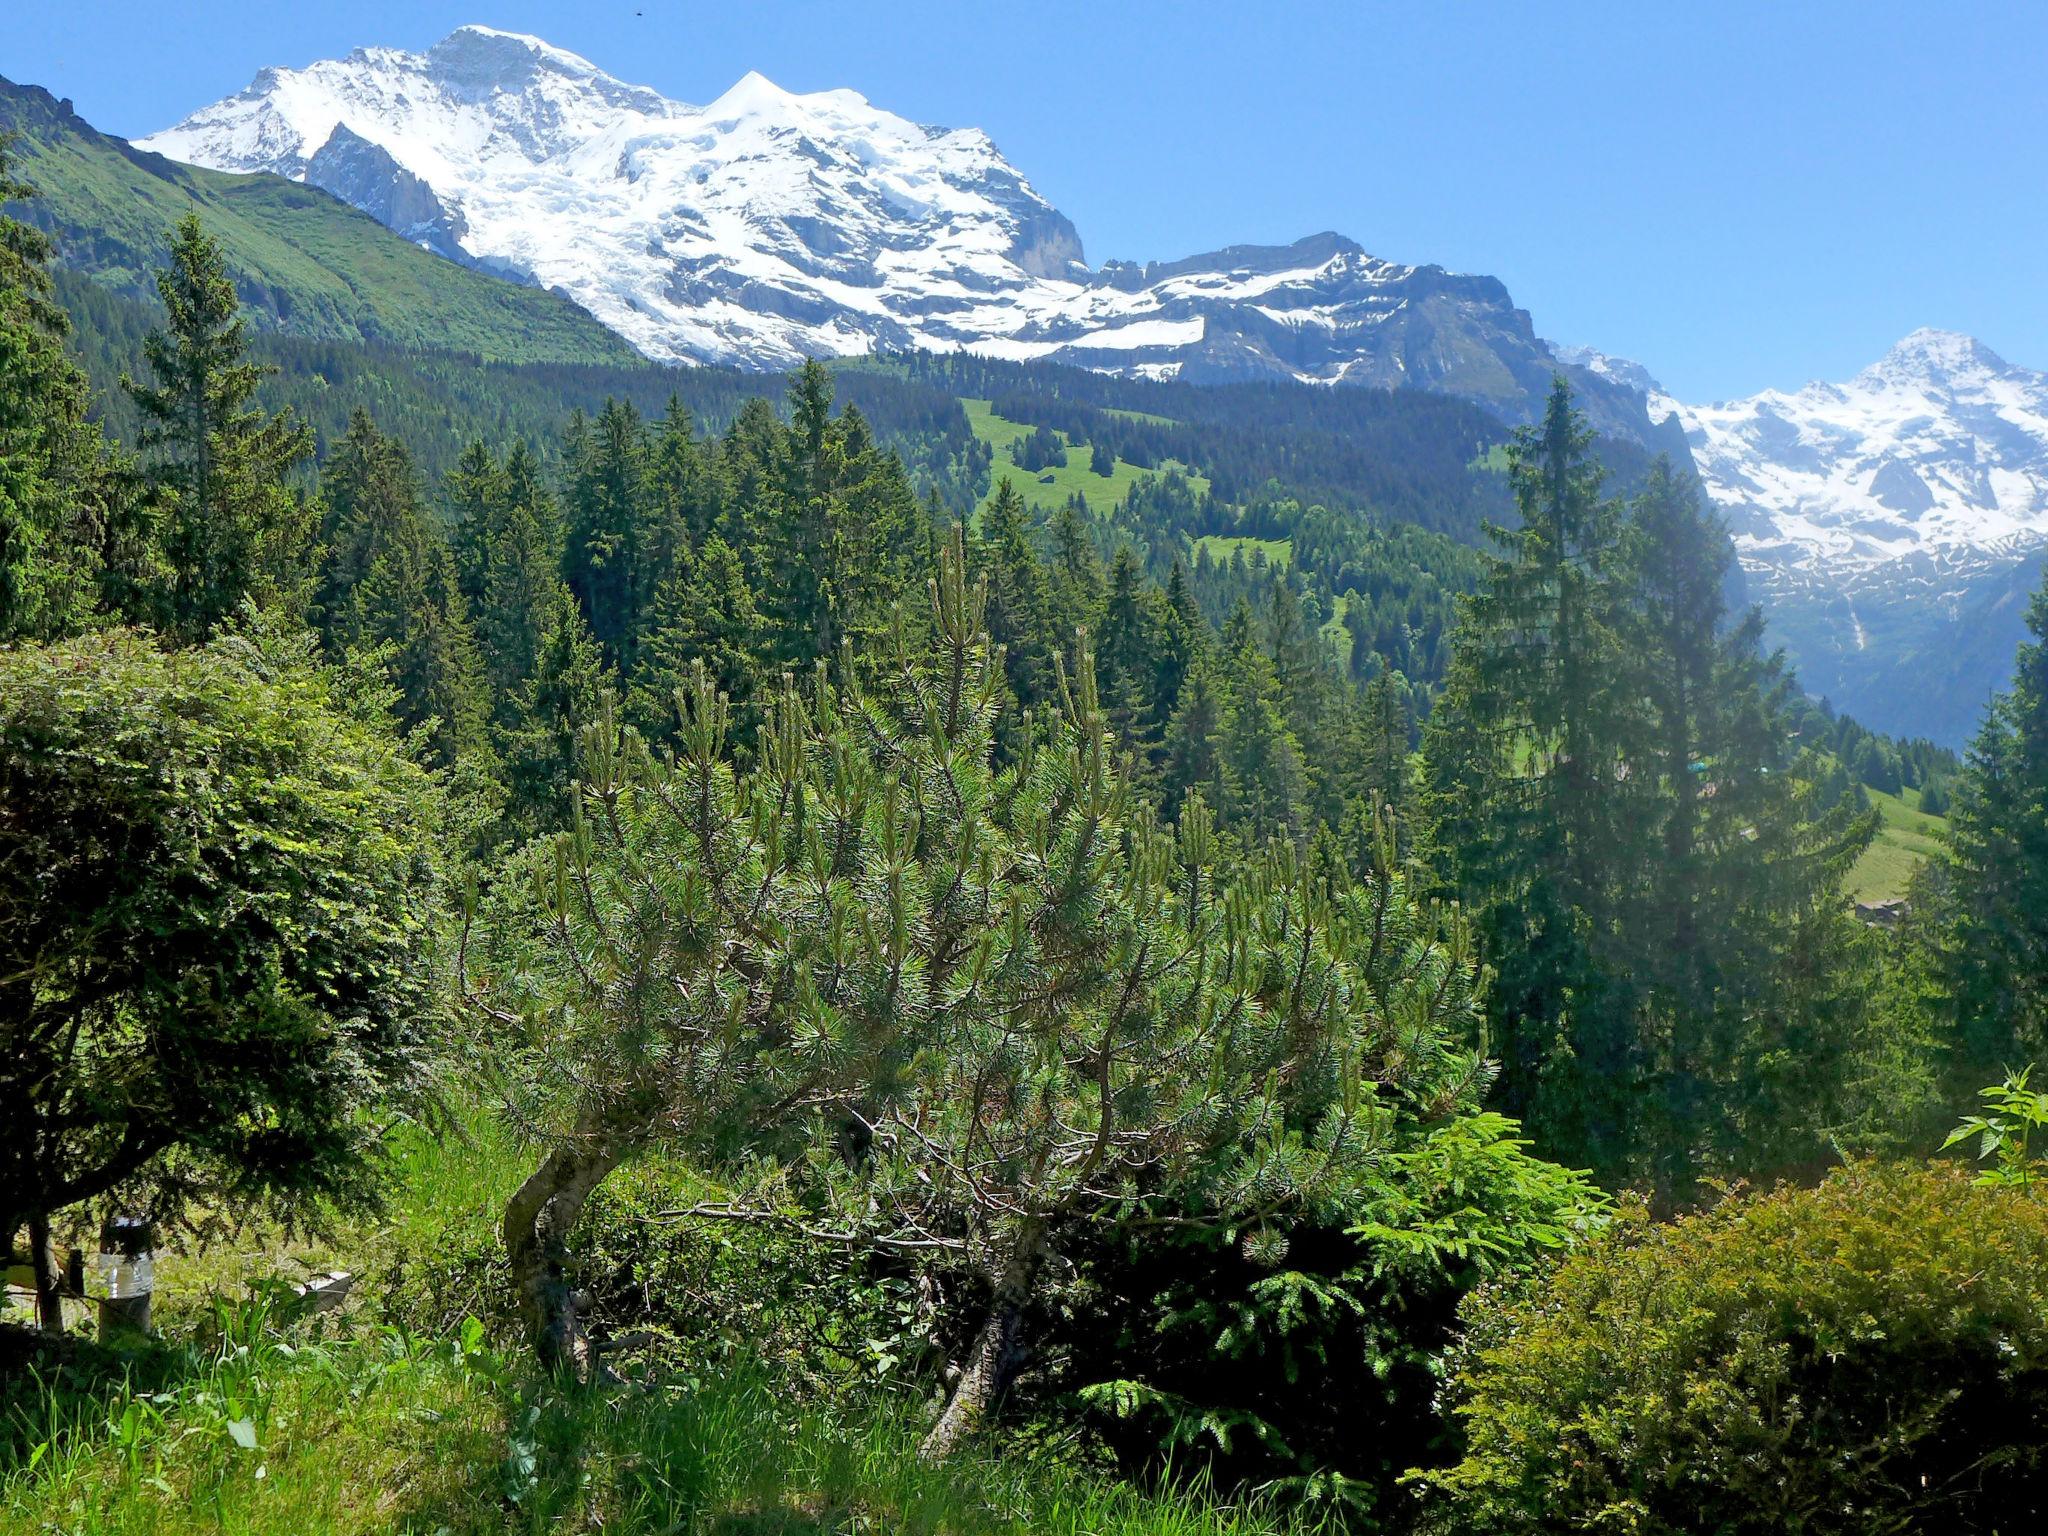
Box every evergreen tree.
[447,435,509,615]
[1218,599,1304,842]
[977,477,1055,726]
[1095,545,1160,767]
[1350,668,1413,831]
[1421,380,1646,1181]
[0,139,135,640]
[468,441,570,711]
[124,214,313,638]
[1045,497,1104,652]
[499,582,611,840]
[564,397,652,673]
[314,410,491,773]
[1933,576,2048,1080]
[1161,660,1225,820]
[629,534,767,747]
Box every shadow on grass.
[0,1321,208,1477]
[390,1354,998,1536]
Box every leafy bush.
[0,625,446,1276]
[1425,1161,2048,1534]
[1052,1095,1604,1520]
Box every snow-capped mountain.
[140,25,1651,436]
[1651,330,2048,743]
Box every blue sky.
[8,1,2043,401]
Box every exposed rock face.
[304,124,469,262]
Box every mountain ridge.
[0,72,638,365]
[1644,328,2048,743]
[140,25,1658,441]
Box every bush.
[0,626,446,1275]
[1425,1161,2048,1534]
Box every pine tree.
[124,215,313,638]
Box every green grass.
[1845,784,1946,903]
[961,400,1209,518]
[1190,535,1291,570]
[1320,593,1351,661]
[0,1126,1305,1536]
[1,79,637,365]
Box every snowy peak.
[1671,330,2048,567]
[1664,330,2048,743]
[1854,327,2014,395]
[134,26,1656,434]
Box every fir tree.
[124,214,313,638]
[1934,575,2048,1080]
[0,138,136,640]
[629,534,767,747]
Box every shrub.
[0,626,446,1316]
[1424,1161,2048,1534]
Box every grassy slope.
[961,398,1209,516]
[1191,534,1291,569]
[0,77,639,366]
[0,1125,1294,1536]
[1846,785,1946,903]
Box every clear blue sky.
[8,1,2043,401]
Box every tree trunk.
[920,1226,1044,1461]
[502,1136,620,1379]
[28,1213,61,1334]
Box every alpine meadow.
[6,8,2048,1535]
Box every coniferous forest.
[7,139,2048,1536]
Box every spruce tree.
[124,214,313,638]
[564,397,652,673]
[499,582,611,840]
[1421,380,1643,1181]
[977,477,1055,726]
[0,138,136,639]
[315,410,491,773]
[1095,545,1160,768]
[629,534,767,748]
[1935,575,2048,1080]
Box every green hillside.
[961,397,1209,516]
[1847,783,1948,903]
[0,76,638,365]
